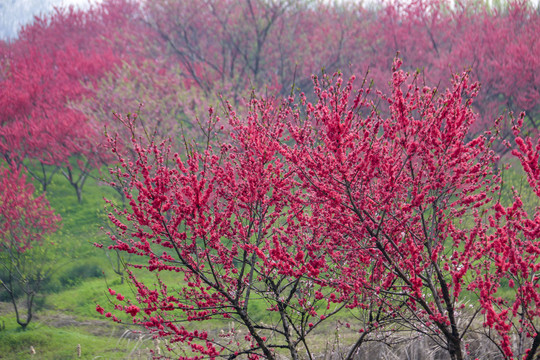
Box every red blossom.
[96,305,105,315]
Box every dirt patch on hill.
[37,311,118,336]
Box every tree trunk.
[448,336,464,360]
[526,333,540,360]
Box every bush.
[41,262,103,294]
[57,262,104,289]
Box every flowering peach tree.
[0,166,61,330]
[98,60,540,359]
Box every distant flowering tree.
[0,166,61,330]
[77,60,244,159]
[143,0,539,138]
[1,0,538,208]
[97,59,540,359]
[0,0,150,200]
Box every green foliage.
[42,261,104,293]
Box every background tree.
[0,0,150,199]
[141,0,539,138]
[0,166,61,330]
[2,0,538,202]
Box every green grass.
[0,269,157,359]
[0,316,151,360]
